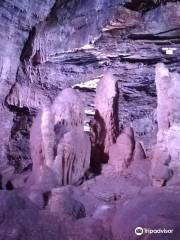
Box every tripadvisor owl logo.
[135,227,144,236]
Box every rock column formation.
[90,73,119,172]
[102,127,148,178]
[133,142,146,162]
[95,72,119,155]
[152,63,180,186]
[30,88,91,186]
[108,127,135,173]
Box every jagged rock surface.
[3,1,180,171]
[0,1,180,240]
[0,0,56,165]
[102,127,150,184]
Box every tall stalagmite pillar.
[90,72,119,172]
[152,63,180,186]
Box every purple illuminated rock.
[111,187,180,240]
[152,63,180,186]
[52,88,84,129]
[95,72,119,155]
[0,0,55,165]
[0,165,14,189]
[30,88,91,186]
[53,129,91,185]
[46,187,86,220]
[133,142,146,161]
[109,127,135,173]
[90,73,119,171]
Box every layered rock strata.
[4,2,180,171]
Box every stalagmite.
[102,126,148,178]
[53,129,91,185]
[52,88,84,128]
[41,106,55,167]
[152,63,180,186]
[90,73,119,172]
[108,127,135,173]
[95,72,119,155]
[133,142,146,161]
[30,88,91,186]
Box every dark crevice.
[43,191,52,208]
[124,0,179,13]
[129,33,180,41]
[155,27,180,36]
[121,57,162,65]
[7,105,30,115]
[20,26,36,61]
[0,175,2,190]
[6,106,37,173]
[6,181,14,190]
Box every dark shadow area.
[43,191,52,208]
[89,110,109,175]
[125,0,178,13]
[6,181,14,190]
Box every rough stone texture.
[46,187,86,220]
[151,147,172,186]
[133,141,146,161]
[53,128,91,185]
[3,1,180,171]
[30,88,91,186]
[52,88,84,129]
[111,187,180,240]
[108,127,135,173]
[102,127,150,185]
[1,1,180,240]
[0,190,39,240]
[81,168,150,204]
[90,72,119,172]
[0,190,69,240]
[152,63,180,186]
[95,72,119,155]
[0,0,56,165]
[6,107,35,172]
[0,165,14,189]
